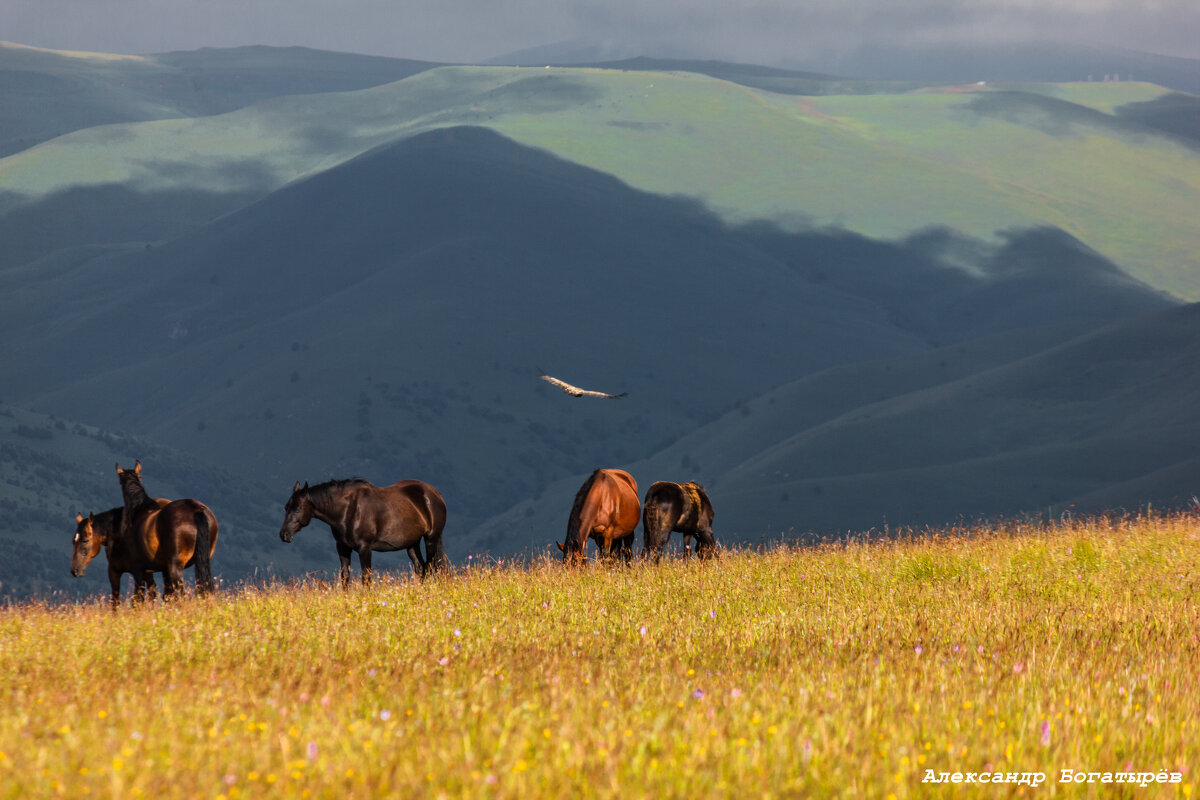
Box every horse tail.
[193,509,215,596]
[424,490,450,574]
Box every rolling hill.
[2,63,1197,296]
[0,45,1196,594]
[0,41,440,157]
[475,300,1200,552]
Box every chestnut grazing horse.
[278,478,448,585]
[557,468,640,565]
[116,461,218,597]
[71,504,167,608]
[642,481,717,561]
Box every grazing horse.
[278,478,448,585]
[116,461,218,598]
[642,481,717,561]
[70,504,167,608]
[557,468,640,565]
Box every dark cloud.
[1,0,1196,63]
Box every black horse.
[70,506,165,608]
[641,481,717,561]
[116,461,218,598]
[278,478,448,584]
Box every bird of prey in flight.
[538,368,627,399]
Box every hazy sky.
[3,0,1197,63]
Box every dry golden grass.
[1,513,1197,797]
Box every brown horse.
[70,504,167,608]
[278,478,448,585]
[557,468,640,565]
[116,461,218,597]
[642,480,717,561]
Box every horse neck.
[95,507,125,545]
[305,485,345,525]
[120,476,156,516]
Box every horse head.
[70,513,102,577]
[556,538,586,566]
[279,481,314,543]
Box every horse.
[116,461,218,598]
[70,504,167,608]
[557,468,640,565]
[642,481,717,562]
[278,478,448,585]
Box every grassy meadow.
[1,513,1198,797]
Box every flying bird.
[538,368,627,399]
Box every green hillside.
[0,127,1174,573]
[0,46,1196,593]
[479,301,1200,550]
[0,41,439,157]
[2,64,1196,296]
[0,404,317,600]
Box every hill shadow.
[964,90,1200,152]
[0,125,1178,562]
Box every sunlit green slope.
[1,65,1196,296]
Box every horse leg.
[683,532,694,559]
[358,549,373,587]
[407,546,427,580]
[108,566,123,611]
[145,572,158,602]
[132,574,147,605]
[164,563,184,600]
[619,533,634,566]
[336,541,353,588]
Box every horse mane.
[565,469,602,546]
[93,507,126,544]
[120,472,155,514]
[305,477,371,507]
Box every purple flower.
[1040,719,1051,747]
[379,709,391,721]
[802,739,813,763]
[709,610,717,618]
[639,625,647,636]
[693,689,704,700]
[307,741,319,760]
[454,628,461,637]
[730,688,742,698]
[437,657,449,666]
[914,645,923,655]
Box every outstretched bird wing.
[538,369,626,399]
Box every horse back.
[364,480,445,536]
[583,469,640,535]
[138,499,218,565]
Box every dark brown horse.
[642,480,717,561]
[557,468,640,565]
[116,461,218,597]
[278,478,448,584]
[70,504,167,608]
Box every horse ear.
[134,460,142,476]
[115,462,121,474]
[87,513,95,524]
[76,512,83,523]
[556,541,565,552]
[303,481,309,490]
[293,481,301,493]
